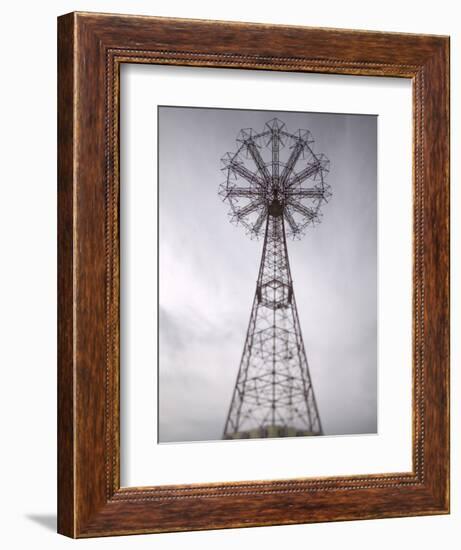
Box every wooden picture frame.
[57,12,450,538]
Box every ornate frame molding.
[58,12,449,537]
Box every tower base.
[224,425,321,440]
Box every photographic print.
[158,106,377,443]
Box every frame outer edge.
[57,11,450,537]
[57,12,77,538]
[423,37,450,512]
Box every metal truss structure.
[220,118,331,439]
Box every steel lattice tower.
[220,118,331,439]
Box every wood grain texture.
[57,12,75,537]
[57,11,450,538]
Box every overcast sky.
[158,106,377,443]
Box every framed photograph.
[58,12,450,537]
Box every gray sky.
[158,106,377,442]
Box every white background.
[0,0,458,549]
[121,66,412,486]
